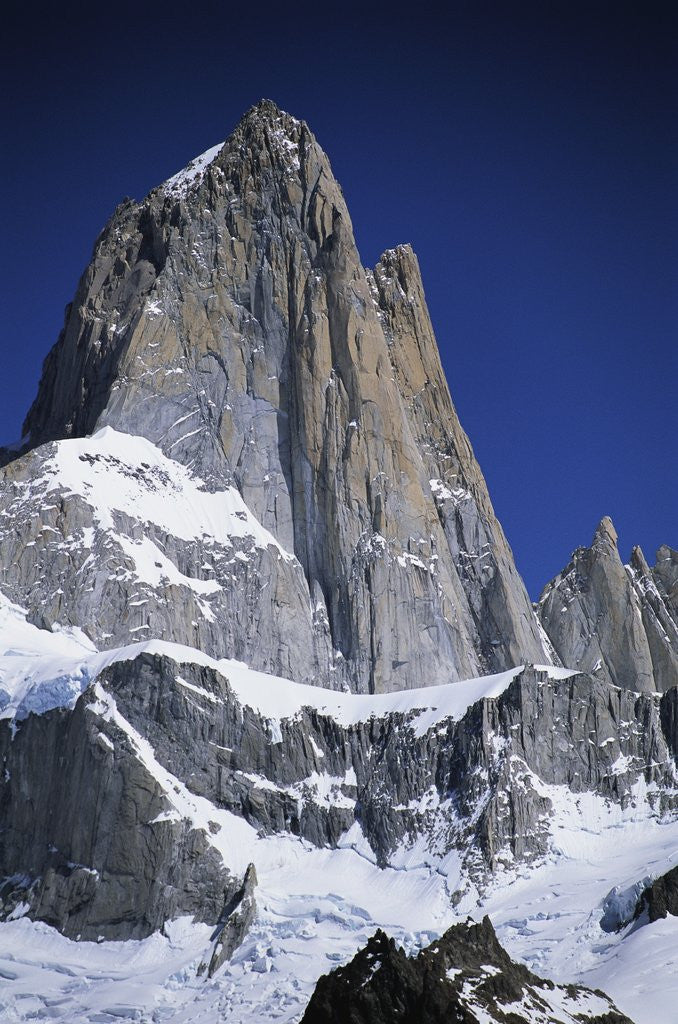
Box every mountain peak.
[593,514,618,547]
[11,100,549,693]
[233,98,304,144]
[160,101,304,197]
[240,97,295,123]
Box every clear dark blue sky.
[1,1,675,596]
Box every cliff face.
[2,646,675,941]
[5,99,548,693]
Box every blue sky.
[1,1,675,596]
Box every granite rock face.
[635,864,678,923]
[3,99,549,693]
[77,657,678,873]
[206,862,258,976]
[301,916,634,1024]
[537,517,678,693]
[0,430,333,687]
[653,545,678,621]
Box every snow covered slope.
[0,600,677,1021]
[0,837,676,1022]
[0,588,557,726]
[0,426,333,686]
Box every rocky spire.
[537,517,678,692]
[653,544,678,622]
[3,102,550,692]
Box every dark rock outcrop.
[301,916,634,1023]
[207,862,258,976]
[0,682,235,940]
[2,651,676,940]
[636,864,678,923]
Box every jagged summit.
[302,916,634,1023]
[159,99,305,197]
[160,100,306,198]
[3,102,551,693]
[538,516,678,691]
[594,513,618,545]
[236,97,302,131]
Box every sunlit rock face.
[3,99,549,693]
[538,517,678,693]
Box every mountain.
[2,99,548,694]
[0,101,675,1024]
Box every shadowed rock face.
[206,862,258,977]
[537,517,678,692]
[602,861,678,934]
[0,100,674,1020]
[301,916,635,1024]
[0,677,236,940]
[653,545,678,625]
[2,652,675,940]
[3,99,548,693]
[636,864,678,924]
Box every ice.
[0,707,675,1021]
[0,587,576,743]
[478,769,678,1024]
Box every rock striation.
[206,862,258,976]
[0,100,675,1021]
[0,671,237,940]
[2,650,675,939]
[537,517,678,692]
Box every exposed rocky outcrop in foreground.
[635,864,678,924]
[302,916,634,1024]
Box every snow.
[477,766,678,1024]
[0,642,470,1021]
[0,844,452,1024]
[0,592,96,720]
[162,141,224,195]
[90,681,259,875]
[0,586,675,1021]
[186,659,574,739]
[610,752,636,775]
[429,477,472,505]
[38,427,293,561]
[117,534,222,594]
[1,815,663,1024]
[0,587,575,735]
